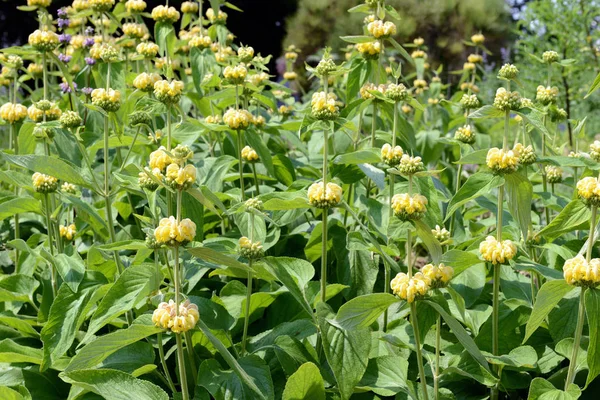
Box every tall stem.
[565,288,586,389]
[175,331,189,400]
[11,123,20,269]
[43,194,57,295]
[237,131,246,200]
[410,302,429,400]
[252,163,260,196]
[434,315,441,400]
[586,206,597,262]
[157,332,176,393]
[104,115,123,275]
[320,122,331,304]
[241,213,255,355]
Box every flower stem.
[157,332,176,393]
[43,193,57,296]
[320,122,330,304]
[252,163,260,196]
[407,229,413,278]
[241,212,255,355]
[565,288,586,390]
[586,206,597,262]
[237,131,246,201]
[103,115,123,275]
[410,302,429,400]
[434,315,441,400]
[175,331,189,400]
[11,123,20,270]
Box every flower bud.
[91,88,122,112]
[0,103,28,124]
[308,181,343,209]
[479,236,517,264]
[431,225,450,242]
[390,272,430,302]
[59,224,77,241]
[32,172,58,193]
[493,87,521,111]
[455,125,476,144]
[397,155,424,175]
[311,91,340,120]
[60,110,83,129]
[563,255,600,288]
[391,193,427,221]
[238,236,264,260]
[421,263,454,288]
[498,63,519,80]
[545,165,562,184]
[460,94,480,110]
[542,50,560,64]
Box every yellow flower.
[91,88,122,112]
[133,72,160,92]
[139,167,163,190]
[0,103,27,124]
[125,0,146,13]
[398,155,424,175]
[72,0,91,11]
[181,1,198,14]
[455,125,476,144]
[205,115,221,124]
[463,62,476,71]
[253,115,266,127]
[165,163,196,189]
[367,20,397,39]
[238,46,254,62]
[545,166,562,184]
[577,177,600,207]
[223,65,247,84]
[468,54,483,64]
[238,236,264,259]
[206,8,228,24]
[61,182,77,194]
[413,37,425,46]
[154,216,196,246]
[27,63,43,77]
[479,236,517,264]
[390,272,430,303]
[152,5,180,23]
[241,146,259,162]
[28,30,59,52]
[311,91,340,120]
[536,85,558,105]
[32,172,58,193]
[413,79,428,90]
[512,143,536,165]
[542,50,560,64]
[89,0,114,12]
[471,33,485,45]
[27,0,52,7]
[356,41,381,59]
[154,80,184,104]
[189,35,212,49]
[431,225,450,242]
[308,182,343,209]
[122,23,146,39]
[136,42,159,58]
[59,224,77,241]
[223,108,252,130]
[563,255,600,287]
[486,147,519,174]
[381,143,403,167]
[493,87,521,111]
[248,72,270,86]
[359,82,387,100]
[27,103,62,122]
[283,71,297,81]
[590,140,600,162]
[152,299,199,333]
[421,263,454,288]
[391,193,427,221]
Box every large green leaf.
[60,369,168,400]
[440,250,482,275]
[504,172,533,240]
[317,303,370,400]
[48,253,86,293]
[332,293,399,330]
[586,288,600,386]
[523,280,575,343]
[334,149,381,165]
[0,153,90,187]
[527,377,581,400]
[357,355,409,397]
[84,263,161,341]
[188,246,253,273]
[0,275,39,304]
[282,362,325,400]
[445,172,505,221]
[0,197,41,220]
[537,200,590,241]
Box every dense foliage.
[2,0,600,399]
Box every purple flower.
[84,38,95,47]
[57,8,68,17]
[85,27,94,36]
[58,18,70,29]
[60,81,77,94]
[82,87,93,96]
[58,53,72,63]
[59,33,72,44]
[85,57,96,66]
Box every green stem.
[11,123,20,269]
[587,206,597,262]
[103,115,123,275]
[42,52,48,101]
[241,212,255,355]
[237,131,246,201]
[166,105,172,151]
[410,302,429,400]
[157,332,176,393]
[564,288,586,389]
[43,194,57,295]
[184,331,197,384]
[434,315,441,400]
[407,229,413,278]
[252,163,260,196]
[175,332,189,400]
[320,122,330,304]
[491,263,501,400]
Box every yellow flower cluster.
[279,105,293,115]
[28,103,62,122]
[391,193,427,221]
[413,79,428,94]
[545,165,562,184]
[61,182,77,194]
[154,216,196,246]
[432,225,450,242]
[206,8,228,24]
[91,88,122,112]
[238,46,254,62]
[367,20,397,39]
[89,0,114,12]
[27,63,43,76]
[238,236,264,259]
[486,147,519,174]
[149,146,174,171]
[513,143,536,165]
[413,37,425,46]
[125,0,146,13]
[455,125,476,144]
[0,103,27,124]
[563,255,600,287]
[577,177,600,207]
[59,224,77,241]
[493,87,521,111]
[463,62,476,71]
[468,54,483,64]
[28,30,59,52]
[137,42,159,58]
[223,108,253,130]
[422,263,454,288]
[542,50,560,64]
[359,82,386,100]
[181,1,198,14]
[248,72,270,86]
[398,155,424,175]
[165,164,196,190]
[308,181,343,209]
[536,85,558,105]
[311,91,340,120]
[471,33,485,45]
[72,0,91,11]
[138,167,162,190]
[154,80,184,104]
[381,143,403,167]
[390,272,430,303]
[189,35,212,49]
[479,236,517,264]
[122,23,146,39]
[205,115,221,124]
[32,172,58,193]
[356,41,381,59]
[411,49,427,59]
[27,0,51,7]
[152,299,199,333]
[152,5,180,23]
[223,65,247,85]
[590,140,600,162]
[133,72,161,92]
[241,146,259,162]
[498,63,519,80]
[283,71,297,81]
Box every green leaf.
[154,21,176,61]
[246,130,274,176]
[340,35,375,44]
[585,288,600,386]
[440,250,482,276]
[0,153,90,187]
[585,71,600,98]
[357,355,408,397]
[0,197,41,220]
[469,105,505,119]
[317,303,370,400]
[0,275,39,304]
[0,339,43,365]
[414,220,443,264]
[282,362,325,400]
[188,246,253,273]
[261,191,310,210]
[333,149,381,165]
[84,264,161,341]
[65,319,162,372]
[537,200,590,241]
[504,173,533,241]
[60,369,168,400]
[51,253,86,293]
[425,300,491,372]
[455,149,489,165]
[527,377,581,400]
[517,108,551,139]
[333,293,399,330]
[388,38,414,64]
[523,280,575,343]
[445,172,504,221]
